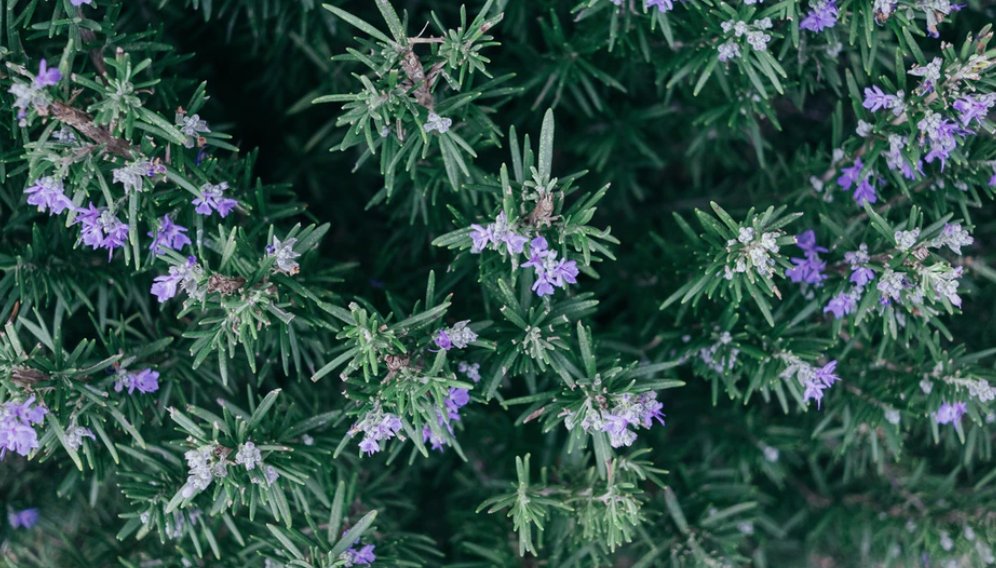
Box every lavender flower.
[845,244,875,287]
[800,0,838,32]
[884,134,919,180]
[176,112,211,148]
[181,444,228,498]
[112,160,164,194]
[468,212,528,255]
[70,0,94,6]
[802,361,840,408]
[645,0,674,11]
[148,215,191,255]
[342,543,376,566]
[952,94,995,128]
[434,320,478,350]
[235,441,263,470]
[422,387,472,451]
[936,223,973,255]
[717,41,741,63]
[785,230,827,286]
[74,203,129,259]
[457,361,481,382]
[424,112,453,134]
[351,407,403,456]
[523,237,579,297]
[917,111,963,168]
[33,59,61,88]
[192,182,238,217]
[151,256,202,303]
[852,178,878,205]
[836,158,864,190]
[266,236,301,275]
[8,508,39,529]
[862,86,904,115]
[0,397,47,458]
[823,291,857,319]
[114,368,160,394]
[24,177,73,215]
[876,269,906,304]
[600,392,666,448]
[934,402,967,426]
[780,355,840,409]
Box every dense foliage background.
[2,0,996,566]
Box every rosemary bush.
[2,0,996,566]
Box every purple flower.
[645,0,674,12]
[352,408,403,456]
[8,508,39,529]
[151,256,199,303]
[0,397,47,458]
[433,321,477,351]
[785,231,827,285]
[523,237,580,297]
[24,177,72,214]
[343,543,376,565]
[918,113,964,168]
[862,86,903,114]
[148,215,191,255]
[852,177,878,205]
[114,368,160,394]
[802,360,840,408]
[192,182,238,217]
[433,330,452,351]
[74,203,129,260]
[952,95,995,127]
[33,59,61,88]
[597,392,666,448]
[794,230,828,256]
[70,0,94,5]
[823,291,857,319]
[444,387,471,421]
[850,266,875,287]
[469,224,492,253]
[800,0,838,32]
[934,402,967,426]
[836,158,864,190]
[466,212,528,256]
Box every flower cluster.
[800,0,838,32]
[457,361,481,382]
[718,17,774,63]
[148,215,192,255]
[25,177,73,215]
[433,320,479,351]
[75,203,130,260]
[151,256,205,303]
[422,387,471,451]
[934,402,967,426]
[176,111,211,148]
[112,159,166,194]
[341,540,376,566]
[785,230,828,286]
[234,441,280,484]
[723,227,781,280]
[0,397,47,458]
[469,212,528,255]
[780,355,841,408]
[836,158,878,205]
[114,368,160,395]
[180,444,229,498]
[523,237,579,297]
[8,508,39,530]
[266,236,301,275]
[351,406,404,456]
[9,59,60,125]
[193,182,238,217]
[565,392,665,448]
